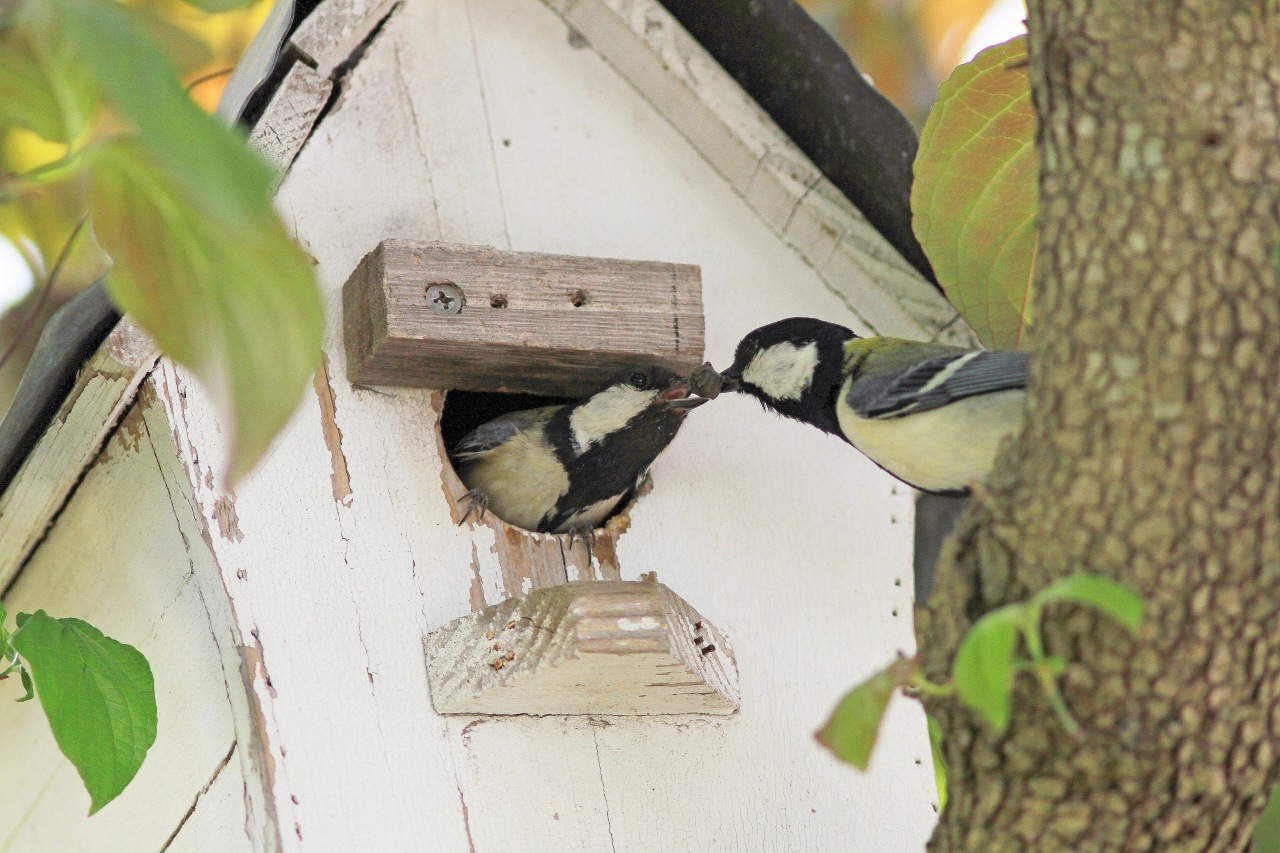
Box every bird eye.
[629,372,649,389]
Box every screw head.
[425,282,464,315]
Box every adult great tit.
[450,366,707,534]
[716,317,1029,495]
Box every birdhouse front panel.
[0,0,971,848]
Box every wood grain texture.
[290,0,400,77]
[0,405,235,852]
[248,61,333,183]
[0,320,158,591]
[344,240,705,395]
[141,382,288,853]
[426,580,738,714]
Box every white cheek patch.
[742,341,820,401]
[569,386,653,452]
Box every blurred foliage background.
[0,0,1021,412]
[0,0,271,409]
[801,0,1022,127]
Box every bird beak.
[719,371,741,393]
[657,385,710,411]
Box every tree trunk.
[918,1,1280,849]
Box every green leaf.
[927,713,947,812]
[88,138,322,483]
[952,604,1023,733]
[17,667,34,702]
[1033,573,1144,634]
[11,610,157,814]
[63,0,275,229]
[56,0,325,482]
[1254,781,1280,853]
[816,657,917,769]
[0,599,10,664]
[912,35,1036,349]
[0,6,99,144]
[6,0,322,481]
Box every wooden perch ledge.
[425,580,739,715]
[344,240,705,396]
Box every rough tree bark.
[917,1,1280,850]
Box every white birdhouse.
[0,0,975,848]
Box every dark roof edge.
[657,0,935,286]
[0,0,934,497]
[0,284,121,492]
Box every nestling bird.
[450,366,708,534]
[716,317,1029,495]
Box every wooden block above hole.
[343,240,705,396]
[425,580,738,715]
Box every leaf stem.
[0,213,89,374]
[1036,665,1082,740]
[4,144,91,185]
[1022,602,1083,738]
[185,67,234,94]
[907,672,955,698]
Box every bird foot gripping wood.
[563,525,595,556]
[457,489,488,525]
[425,580,739,715]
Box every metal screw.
[426,282,464,315]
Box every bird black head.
[562,365,708,456]
[720,317,856,437]
[602,365,710,412]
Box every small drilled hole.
[570,289,587,307]
[1201,130,1222,147]
[490,294,508,308]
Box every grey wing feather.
[451,405,563,458]
[847,350,1030,419]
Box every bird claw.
[564,525,595,554]
[458,489,488,525]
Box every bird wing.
[451,406,564,459]
[846,350,1030,419]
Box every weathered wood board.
[290,0,400,77]
[248,61,334,183]
[426,579,738,714]
[0,321,158,592]
[0,405,237,852]
[344,239,705,395]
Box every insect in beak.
[658,385,710,411]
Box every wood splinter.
[425,581,738,715]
